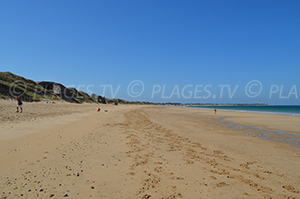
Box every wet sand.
[0,101,299,198]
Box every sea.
[186,105,300,116]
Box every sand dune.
[0,101,299,198]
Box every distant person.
[214,108,217,114]
[16,97,23,113]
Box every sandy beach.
[0,100,300,199]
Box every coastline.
[0,103,299,198]
[183,106,300,135]
[182,106,300,149]
[185,105,300,116]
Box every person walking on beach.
[214,108,217,114]
[16,97,23,113]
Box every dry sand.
[0,100,300,199]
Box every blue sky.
[1,0,299,104]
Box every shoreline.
[218,116,300,150]
[182,106,300,135]
[178,106,300,149]
[185,105,300,116]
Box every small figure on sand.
[16,97,23,113]
[214,108,217,114]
